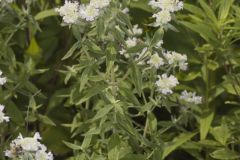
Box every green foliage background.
[1,0,240,159]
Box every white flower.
[15,133,42,151]
[163,51,188,70]
[122,7,129,14]
[129,24,143,35]
[0,104,9,123]
[126,37,137,48]
[156,40,163,48]
[0,70,6,85]
[36,149,53,160]
[5,132,53,159]
[119,49,126,55]
[180,90,202,104]
[147,53,164,69]
[153,10,171,26]
[55,1,79,24]
[79,4,99,21]
[149,0,183,12]
[90,0,110,9]
[156,74,179,94]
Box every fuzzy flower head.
[164,51,188,70]
[90,0,110,9]
[180,90,202,104]
[5,132,53,160]
[156,74,179,94]
[79,4,99,21]
[153,10,171,26]
[55,1,79,24]
[147,53,164,69]
[149,0,183,12]
[0,104,9,123]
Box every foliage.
[0,0,240,160]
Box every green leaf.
[108,134,121,160]
[207,60,219,71]
[210,149,240,160]
[117,12,132,30]
[96,18,105,39]
[76,84,107,105]
[5,101,24,126]
[130,63,142,96]
[120,154,146,160]
[26,37,42,57]
[198,0,218,23]
[62,41,81,60]
[184,3,205,17]
[81,135,92,149]
[127,44,147,53]
[90,105,113,122]
[38,114,56,126]
[35,9,58,21]
[199,111,214,140]
[162,132,197,159]
[63,141,82,150]
[150,28,164,47]
[218,0,234,20]
[210,124,231,145]
[178,71,201,81]
[180,21,216,42]
[129,0,153,12]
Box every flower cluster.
[56,0,110,24]
[180,90,202,104]
[5,132,53,160]
[0,104,9,123]
[149,0,183,26]
[163,51,188,70]
[156,74,179,94]
[147,50,187,70]
[55,1,79,24]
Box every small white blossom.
[5,132,53,160]
[79,4,99,21]
[156,74,179,94]
[129,24,143,35]
[164,51,188,70]
[149,0,183,12]
[0,70,6,85]
[156,40,163,48]
[180,90,202,104]
[35,145,53,160]
[55,1,79,24]
[122,7,129,14]
[126,37,137,48]
[90,0,110,9]
[147,53,164,69]
[153,10,171,26]
[0,104,9,123]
